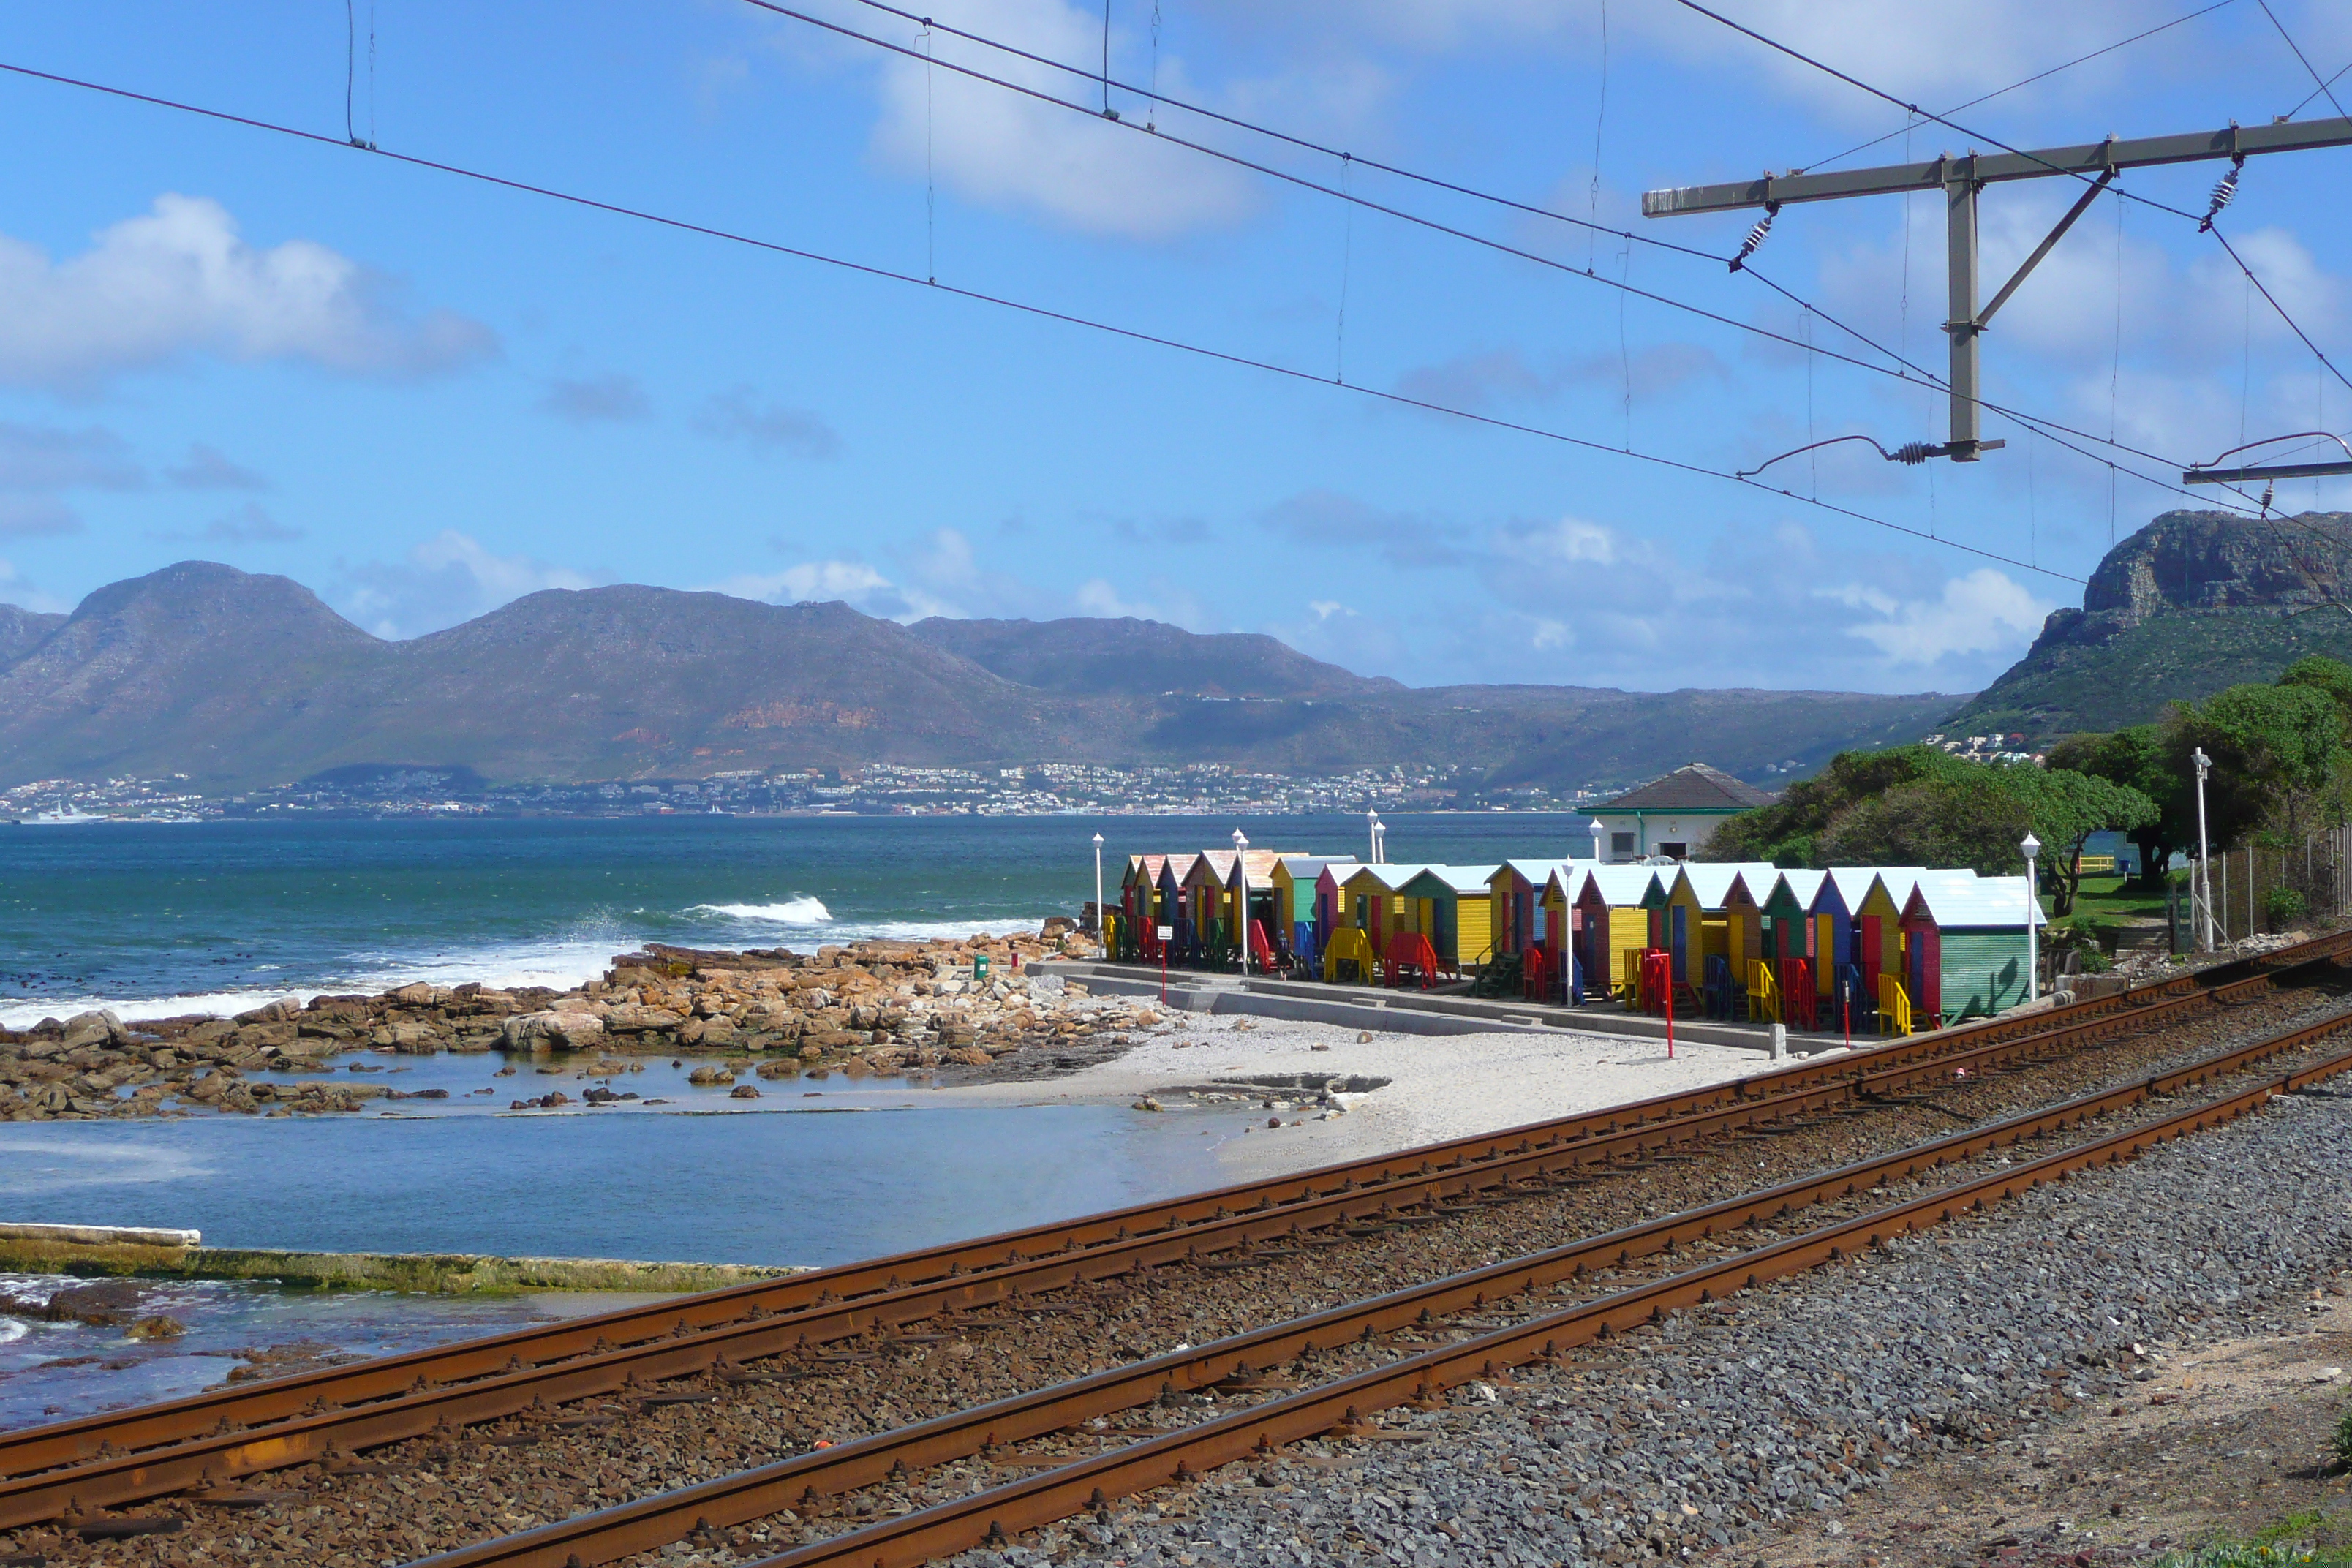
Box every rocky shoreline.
[0,925,1164,1122]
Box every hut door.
[1670,905,1687,979]
[1860,916,1882,979]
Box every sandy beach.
[940,1009,1773,1180]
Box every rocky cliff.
[1946,510,2352,740]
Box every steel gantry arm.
[1643,117,2352,461]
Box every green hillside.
[1944,510,2352,743]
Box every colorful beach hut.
[1397,864,1500,975]
[1662,862,1780,991]
[1233,848,1297,965]
[1856,869,1927,1030]
[1900,872,2040,1024]
[1272,856,1353,964]
[1488,859,1569,968]
[1338,863,1428,950]
[1156,853,1198,957]
[1564,865,1664,1002]
[1664,862,1776,1017]
[1742,869,1825,1025]
[1112,854,1154,960]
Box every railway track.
[1,929,2346,1554]
[413,990,2352,1568]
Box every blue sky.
[0,0,2348,696]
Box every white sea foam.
[0,1135,218,1196]
[690,897,833,924]
[0,1319,26,1346]
[0,909,1059,1029]
[0,934,627,1029]
[0,990,309,1031]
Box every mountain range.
[0,562,1955,793]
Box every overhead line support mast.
[1643,116,2352,462]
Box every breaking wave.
[689,897,834,924]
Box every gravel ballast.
[947,1088,2352,1568]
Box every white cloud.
[692,385,840,457]
[867,0,1256,240]
[341,529,595,638]
[1471,510,2050,690]
[0,423,146,538]
[541,372,651,424]
[0,195,495,393]
[1311,0,2192,115]
[150,501,304,546]
[1828,567,2054,665]
[165,443,268,491]
[709,558,946,621]
[0,558,69,614]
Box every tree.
[1999,764,2160,914]
[2164,681,2341,845]
[1705,746,1939,866]
[2046,725,2178,889]
[1713,742,2155,911]
[1815,775,2028,874]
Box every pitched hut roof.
[1598,763,1774,813]
[1906,872,2045,928]
[1401,864,1499,898]
[1673,862,1782,909]
[1772,868,1829,909]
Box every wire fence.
[2179,826,2352,949]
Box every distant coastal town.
[3,760,1629,823]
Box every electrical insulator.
[1727,202,1779,273]
[1891,441,1939,465]
[2199,159,2242,233]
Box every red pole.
[1662,958,1675,1059]
[1160,939,1168,1006]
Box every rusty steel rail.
[4,947,2332,1529]
[1,928,2342,1527]
[404,999,2352,1568]
[735,1029,2352,1568]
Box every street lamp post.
[2021,832,2041,1003]
[1588,818,1605,863]
[2192,747,2215,951]
[1091,832,1104,953]
[1366,810,1384,865]
[1232,828,1251,974]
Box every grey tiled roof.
[1598,762,1774,813]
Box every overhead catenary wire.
[770,0,2291,520]
[2258,0,2349,121]
[0,52,2086,587]
[1795,0,2240,176]
[739,0,2252,513]
[1670,0,2352,402]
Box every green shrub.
[2152,1544,2315,1567]
[2267,886,2312,930]
[2335,1405,2352,1471]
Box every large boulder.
[59,1011,120,1050]
[602,1003,685,1034]
[500,1011,606,1051]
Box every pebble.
[945,1090,2352,1568]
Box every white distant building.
[1586,763,1775,863]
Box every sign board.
[1157,926,1175,942]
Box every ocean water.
[0,813,1585,1025]
[0,812,1586,1425]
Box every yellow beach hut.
[1561,865,1664,1003]
[1488,859,1569,968]
[1398,864,1500,976]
